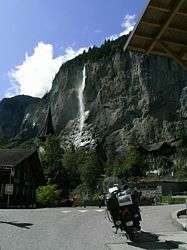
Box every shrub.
[36,184,62,207]
[155,196,186,204]
[90,193,102,201]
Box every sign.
[5,184,14,195]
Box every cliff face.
[0,95,40,138]
[1,36,187,159]
[83,52,187,154]
[48,50,187,157]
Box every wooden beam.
[134,34,153,40]
[127,45,187,63]
[182,54,187,60]
[141,21,187,34]
[177,11,187,17]
[167,26,187,34]
[149,50,168,57]
[179,50,187,59]
[127,45,168,58]
[146,0,186,54]
[162,39,187,48]
[134,33,187,48]
[157,40,187,71]
[148,4,170,13]
[127,46,146,53]
[141,20,161,28]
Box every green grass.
[155,196,186,204]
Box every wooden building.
[138,141,175,158]
[0,149,44,208]
[137,141,175,173]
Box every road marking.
[78,210,88,213]
[60,209,105,213]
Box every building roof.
[138,141,172,152]
[0,149,36,167]
[123,0,187,71]
[148,142,171,152]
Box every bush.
[36,184,62,207]
[90,193,102,201]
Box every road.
[0,204,184,250]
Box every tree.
[77,148,101,193]
[159,156,173,174]
[63,147,101,195]
[40,135,64,188]
[63,145,80,191]
[173,146,187,180]
[36,184,62,207]
[115,149,147,181]
[0,135,10,148]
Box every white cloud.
[7,42,88,98]
[61,47,88,63]
[121,14,136,35]
[107,14,136,41]
[6,14,136,99]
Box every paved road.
[0,204,185,250]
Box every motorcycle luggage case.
[105,193,119,211]
[118,193,133,207]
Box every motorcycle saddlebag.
[105,193,119,211]
[118,192,133,207]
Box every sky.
[0,0,147,101]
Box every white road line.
[60,209,104,213]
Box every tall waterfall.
[78,66,86,132]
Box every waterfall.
[78,65,86,132]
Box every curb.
[172,209,187,231]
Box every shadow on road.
[127,231,183,249]
[0,220,33,229]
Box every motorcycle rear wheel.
[126,228,135,241]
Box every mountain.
[0,95,40,138]
[1,35,187,160]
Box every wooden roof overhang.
[123,0,187,71]
[0,149,36,167]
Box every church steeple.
[38,107,54,142]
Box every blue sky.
[0,0,147,101]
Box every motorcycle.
[105,185,141,241]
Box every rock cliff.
[1,35,187,159]
[0,95,40,138]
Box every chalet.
[138,142,175,158]
[0,149,45,208]
[169,138,187,148]
[137,141,176,174]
